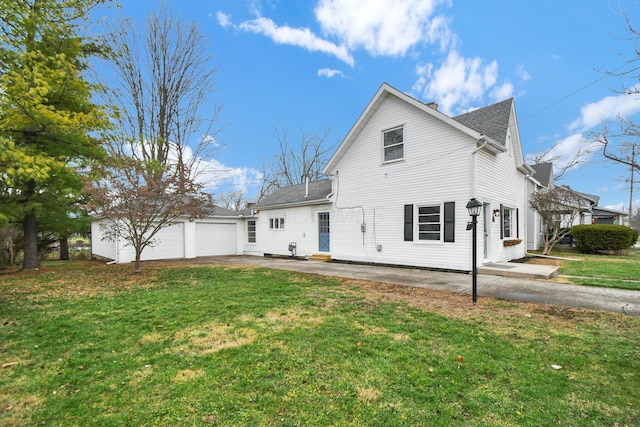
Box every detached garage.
[140,223,185,260]
[91,206,253,264]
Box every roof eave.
[254,199,332,211]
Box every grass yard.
[1,261,639,426]
[543,248,640,291]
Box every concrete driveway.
[195,255,640,316]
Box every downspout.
[470,138,488,270]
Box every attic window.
[383,126,404,163]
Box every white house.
[253,83,533,271]
[92,83,534,271]
[527,163,554,251]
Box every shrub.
[572,224,636,253]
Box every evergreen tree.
[0,0,111,269]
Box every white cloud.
[216,11,232,29]
[237,15,354,66]
[318,68,344,78]
[526,132,600,176]
[217,1,453,66]
[569,90,640,131]
[314,0,451,57]
[195,157,262,197]
[412,50,509,115]
[516,64,531,82]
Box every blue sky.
[107,0,640,211]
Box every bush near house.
[572,224,636,253]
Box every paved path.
[193,256,640,316]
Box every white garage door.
[141,223,185,261]
[196,223,237,256]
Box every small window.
[417,205,441,241]
[383,126,404,163]
[269,217,285,230]
[247,220,256,243]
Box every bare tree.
[105,2,221,186]
[586,6,640,216]
[258,127,334,200]
[89,4,220,272]
[529,143,592,182]
[530,186,590,255]
[589,118,640,219]
[216,190,247,211]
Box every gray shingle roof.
[201,205,251,217]
[529,162,554,187]
[254,179,332,209]
[453,98,514,145]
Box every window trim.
[247,220,256,243]
[382,125,405,164]
[501,205,515,239]
[415,203,443,243]
[269,217,285,230]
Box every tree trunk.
[59,236,69,260]
[134,252,142,274]
[23,209,39,270]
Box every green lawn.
[1,261,639,426]
[546,248,640,290]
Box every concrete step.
[479,262,560,280]
[308,254,332,262]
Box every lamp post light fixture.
[466,198,483,303]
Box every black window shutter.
[444,202,455,242]
[404,204,413,241]
[516,208,520,238]
[500,204,504,239]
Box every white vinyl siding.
[327,94,474,270]
[91,220,117,260]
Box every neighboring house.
[592,206,627,225]
[526,162,554,251]
[254,83,533,271]
[92,83,534,271]
[91,206,256,263]
[526,164,628,250]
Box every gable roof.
[254,179,332,209]
[529,163,554,188]
[453,98,514,146]
[324,83,507,174]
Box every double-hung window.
[383,126,404,163]
[247,220,256,243]
[501,205,518,239]
[269,217,285,230]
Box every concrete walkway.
[194,256,640,316]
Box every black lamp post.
[466,198,483,303]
